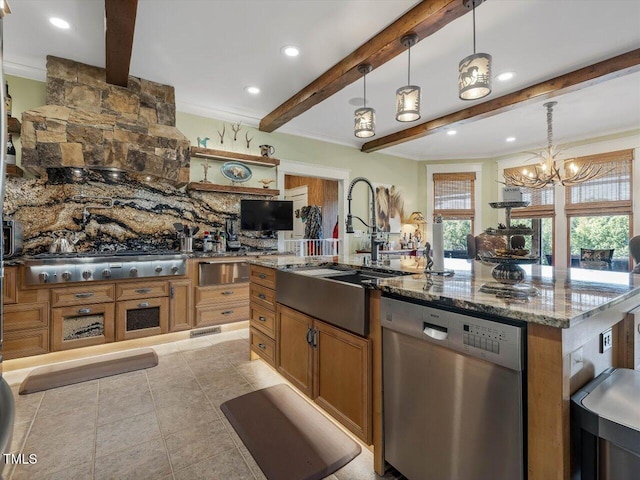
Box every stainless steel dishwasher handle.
[423,322,448,341]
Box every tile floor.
[2,329,401,480]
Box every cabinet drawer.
[250,265,276,289]
[250,304,275,338]
[52,302,115,351]
[3,267,17,304]
[51,284,115,307]
[250,327,275,367]
[4,302,49,332]
[195,284,249,306]
[195,304,249,327]
[116,281,169,300]
[250,283,276,311]
[3,328,49,360]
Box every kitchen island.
[248,255,640,480]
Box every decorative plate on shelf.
[221,161,252,183]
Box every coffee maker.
[225,218,241,250]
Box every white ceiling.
[4,0,640,161]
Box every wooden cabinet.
[51,302,115,350]
[3,302,49,359]
[4,302,49,332]
[3,329,49,360]
[250,264,277,289]
[116,280,169,300]
[169,279,192,332]
[249,327,276,365]
[249,265,277,366]
[51,283,115,307]
[275,303,372,443]
[3,266,17,304]
[116,296,168,341]
[195,283,249,328]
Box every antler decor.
[230,122,242,141]
[217,124,226,145]
[245,131,254,149]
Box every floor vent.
[190,326,221,338]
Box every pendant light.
[396,34,421,122]
[458,0,492,101]
[354,64,375,138]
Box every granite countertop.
[248,255,640,329]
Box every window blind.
[565,149,633,216]
[503,166,555,218]
[433,172,476,219]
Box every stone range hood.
[20,56,190,185]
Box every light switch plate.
[600,328,613,353]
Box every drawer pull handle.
[258,316,267,322]
[221,291,233,296]
[78,308,92,314]
[258,273,267,279]
[258,294,266,299]
[138,302,150,308]
[221,310,234,315]
[258,343,266,350]
[136,288,152,294]
[75,292,94,298]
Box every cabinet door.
[169,280,192,332]
[3,267,17,304]
[276,304,313,397]
[313,320,372,444]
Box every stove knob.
[38,272,49,283]
[82,270,92,280]
[129,267,138,277]
[102,269,111,278]
[155,266,163,273]
[171,265,179,274]
[61,271,72,281]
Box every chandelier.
[503,102,605,189]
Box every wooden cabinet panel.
[250,283,276,311]
[195,304,249,328]
[51,302,115,351]
[169,280,192,332]
[51,284,115,307]
[276,304,314,397]
[4,302,49,332]
[116,280,169,301]
[314,320,372,444]
[195,284,249,305]
[3,329,49,359]
[250,265,276,290]
[116,297,168,341]
[3,267,17,304]
[250,304,275,338]
[250,327,275,367]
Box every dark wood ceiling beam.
[361,48,640,153]
[259,0,469,133]
[105,0,138,87]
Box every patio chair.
[579,248,614,270]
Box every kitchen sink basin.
[324,269,398,286]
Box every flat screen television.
[240,200,294,232]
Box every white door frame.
[277,160,351,253]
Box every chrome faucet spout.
[346,176,381,262]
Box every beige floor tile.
[156,396,219,437]
[150,341,180,356]
[201,382,254,413]
[8,421,31,454]
[37,381,98,417]
[94,437,171,480]
[97,388,155,426]
[18,461,93,480]
[235,361,284,389]
[186,354,233,376]
[334,450,383,480]
[194,369,249,391]
[208,331,246,346]
[98,369,148,396]
[146,361,193,386]
[173,447,254,480]
[14,429,94,479]
[164,418,236,472]
[95,410,161,458]
[173,336,216,352]
[150,375,207,409]
[180,345,225,364]
[30,404,96,441]
[10,388,43,425]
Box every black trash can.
[571,368,640,480]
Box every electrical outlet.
[600,328,613,353]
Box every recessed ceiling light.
[281,46,300,57]
[447,130,457,136]
[506,136,516,142]
[496,71,515,82]
[49,17,70,29]
[245,86,260,95]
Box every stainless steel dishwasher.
[381,296,526,480]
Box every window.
[433,172,475,256]
[565,149,633,271]
[504,166,555,264]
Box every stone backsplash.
[20,56,190,184]
[4,168,277,255]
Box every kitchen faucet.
[346,176,383,263]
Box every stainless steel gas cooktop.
[24,251,187,285]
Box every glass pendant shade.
[458,52,492,100]
[354,107,376,138]
[395,85,421,122]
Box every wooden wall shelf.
[6,165,24,177]
[8,117,21,135]
[187,182,280,196]
[190,147,279,167]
